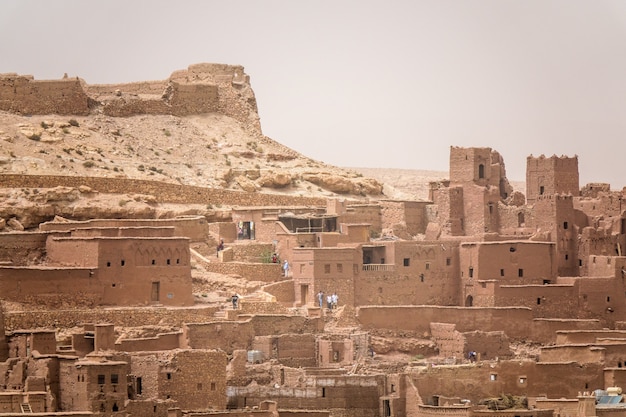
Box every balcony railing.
[362,264,395,272]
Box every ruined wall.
[430,323,465,359]
[526,154,580,204]
[2,64,261,132]
[183,315,323,354]
[0,75,90,115]
[380,200,430,237]
[411,360,603,404]
[159,349,227,410]
[228,374,386,417]
[0,232,48,265]
[0,174,326,207]
[338,204,382,234]
[357,306,534,342]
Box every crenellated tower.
[526,154,579,204]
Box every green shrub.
[68,119,79,127]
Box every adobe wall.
[0,266,105,306]
[227,374,386,417]
[410,360,603,403]
[579,231,625,276]
[0,174,326,207]
[356,241,460,306]
[493,284,579,318]
[254,334,317,367]
[183,315,323,353]
[292,247,357,307]
[430,323,465,359]
[555,329,626,345]
[380,200,430,236]
[115,332,182,352]
[44,236,195,306]
[449,147,494,186]
[575,276,626,325]
[339,204,382,233]
[357,306,534,341]
[575,193,625,217]
[0,232,48,265]
[39,216,210,242]
[539,344,605,364]
[0,75,90,115]
[587,256,626,278]
[526,155,579,204]
[459,241,557,298]
[2,305,218,332]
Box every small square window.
[211,382,216,391]
[337,263,343,273]
[518,269,524,277]
[324,264,330,273]
[121,260,125,266]
[425,263,430,270]
[519,377,527,384]
[446,258,451,266]
[111,374,119,384]
[98,374,105,385]
[490,374,497,381]
[469,268,474,278]
[500,269,504,277]
[403,258,410,267]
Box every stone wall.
[2,306,218,332]
[1,64,261,132]
[263,280,296,305]
[0,75,90,115]
[0,174,326,207]
[357,306,534,342]
[202,262,284,283]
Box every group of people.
[317,290,338,310]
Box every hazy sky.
[2,1,626,187]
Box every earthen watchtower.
[526,154,579,204]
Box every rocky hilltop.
[0,63,388,205]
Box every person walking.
[283,260,290,277]
[317,290,324,308]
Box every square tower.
[526,154,579,204]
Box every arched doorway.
[465,295,473,307]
